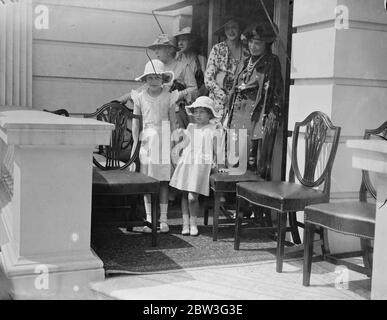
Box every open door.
[155,0,293,181]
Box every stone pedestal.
[0,110,113,299]
[347,139,387,300]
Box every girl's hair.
[192,107,215,119]
[145,73,170,84]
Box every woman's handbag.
[170,79,190,129]
[194,56,208,96]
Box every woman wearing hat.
[224,22,283,172]
[148,33,198,109]
[204,15,249,119]
[174,27,207,97]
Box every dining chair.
[205,115,280,241]
[82,101,160,247]
[303,121,387,286]
[235,111,341,272]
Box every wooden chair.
[205,115,279,241]
[235,111,341,272]
[83,101,160,247]
[303,121,387,286]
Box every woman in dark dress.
[223,22,283,172]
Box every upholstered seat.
[92,168,159,194]
[305,202,375,238]
[234,112,342,273]
[209,170,264,192]
[237,181,326,212]
[302,121,387,286]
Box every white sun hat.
[135,59,174,84]
[185,96,221,119]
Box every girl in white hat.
[169,96,224,236]
[123,59,179,233]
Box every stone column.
[289,0,387,252]
[0,0,33,107]
[0,110,113,299]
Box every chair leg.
[289,211,301,245]
[276,212,287,273]
[265,209,273,228]
[203,197,209,226]
[126,196,137,232]
[303,222,316,286]
[212,192,220,241]
[151,194,157,247]
[319,227,331,257]
[360,238,373,276]
[234,196,243,250]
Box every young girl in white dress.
[119,59,179,233]
[169,96,223,236]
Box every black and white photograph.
[0,0,386,304]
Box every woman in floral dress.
[204,15,249,119]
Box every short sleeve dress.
[132,87,179,181]
[169,123,221,196]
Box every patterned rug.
[91,215,303,274]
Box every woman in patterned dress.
[204,16,249,119]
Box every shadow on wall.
[0,263,13,300]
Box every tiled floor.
[90,258,371,300]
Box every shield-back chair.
[235,111,341,272]
[303,121,387,285]
[205,115,280,241]
[83,101,159,246]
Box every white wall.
[31,0,186,113]
[289,0,387,253]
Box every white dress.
[132,87,178,181]
[169,123,221,196]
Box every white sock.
[190,216,197,227]
[160,203,168,224]
[144,201,151,222]
[182,214,190,227]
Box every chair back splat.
[85,101,158,247]
[257,116,279,181]
[290,111,341,197]
[84,101,142,171]
[360,121,387,201]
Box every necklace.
[246,56,263,74]
[238,56,264,91]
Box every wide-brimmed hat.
[174,26,193,38]
[135,59,174,83]
[243,22,278,43]
[214,15,245,36]
[185,96,221,119]
[148,33,177,50]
